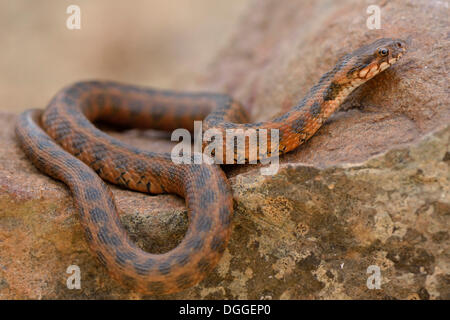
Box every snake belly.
[15,38,406,294]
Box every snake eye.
[378,48,389,57]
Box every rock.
[0,0,449,299]
[229,124,449,300]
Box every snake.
[15,38,406,295]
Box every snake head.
[346,38,407,81]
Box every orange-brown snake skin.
[15,38,406,294]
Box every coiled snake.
[15,38,406,294]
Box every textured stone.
[0,0,449,299]
[228,124,449,300]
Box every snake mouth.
[387,51,404,66]
[386,45,407,67]
[357,51,405,80]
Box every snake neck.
[274,63,368,154]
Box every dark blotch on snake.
[84,227,93,242]
[77,170,95,181]
[292,118,305,134]
[84,186,101,201]
[96,251,107,267]
[273,113,290,123]
[64,157,82,169]
[176,273,194,290]
[158,261,172,276]
[310,102,321,117]
[187,236,204,252]
[197,257,212,273]
[89,207,108,223]
[48,149,66,158]
[211,235,226,253]
[219,206,231,227]
[133,259,155,276]
[323,82,343,101]
[174,252,190,266]
[199,190,216,209]
[147,281,165,295]
[196,215,213,232]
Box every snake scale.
[15,38,406,294]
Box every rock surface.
[0,0,449,299]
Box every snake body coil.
[15,38,406,294]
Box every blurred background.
[0,0,249,113]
